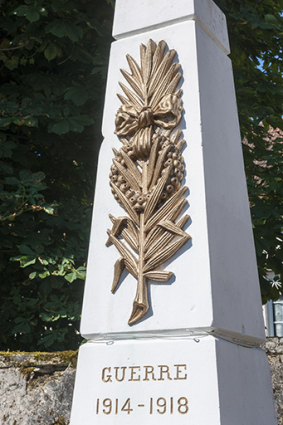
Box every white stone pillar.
[70,0,277,423]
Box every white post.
[70,1,277,423]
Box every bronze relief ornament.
[106,40,191,326]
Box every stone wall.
[0,351,77,425]
[0,339,282,425]
[264,338,283,424]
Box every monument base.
[70,336,277,424]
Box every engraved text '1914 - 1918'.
[96,363,189,416]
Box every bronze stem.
[128,163,149,325]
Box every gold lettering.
[158,365,172,381]
[101,364,187,383]
[114,366,126,382]
[102,367,112,382]
[129,366,141,381]
[174,364,187,380]
[143,365,156,381]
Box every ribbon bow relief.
[115,94,183,158]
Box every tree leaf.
[19,245,36,255]
[49,119,70,135]
[264,14,278,24]
[5,176,20,185]
[21,256,37,268]
[44,43,59,61]
[13,5,28,16]
[64,87,89,106]
[0,161,13,174]
[26,9,40,23]
[64,272,78,283]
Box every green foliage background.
[0,0,282,351]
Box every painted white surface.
[194,22,265,337]
[81,17,265,342]
[113,0,230,55]
[70,338,277,425]
[215,338,277,424]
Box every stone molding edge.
[194,15,230,55]
[83,327,265,348]
[113,14,230,56]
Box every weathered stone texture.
[0,352,77,425]
[263,337,283,425]
[0,340,282,424]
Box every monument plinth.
[70,0,277,423]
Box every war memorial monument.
[70,0,277,423]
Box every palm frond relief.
[107,40,191,325]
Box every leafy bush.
[216,0,283,302]
[0,0,114,350]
